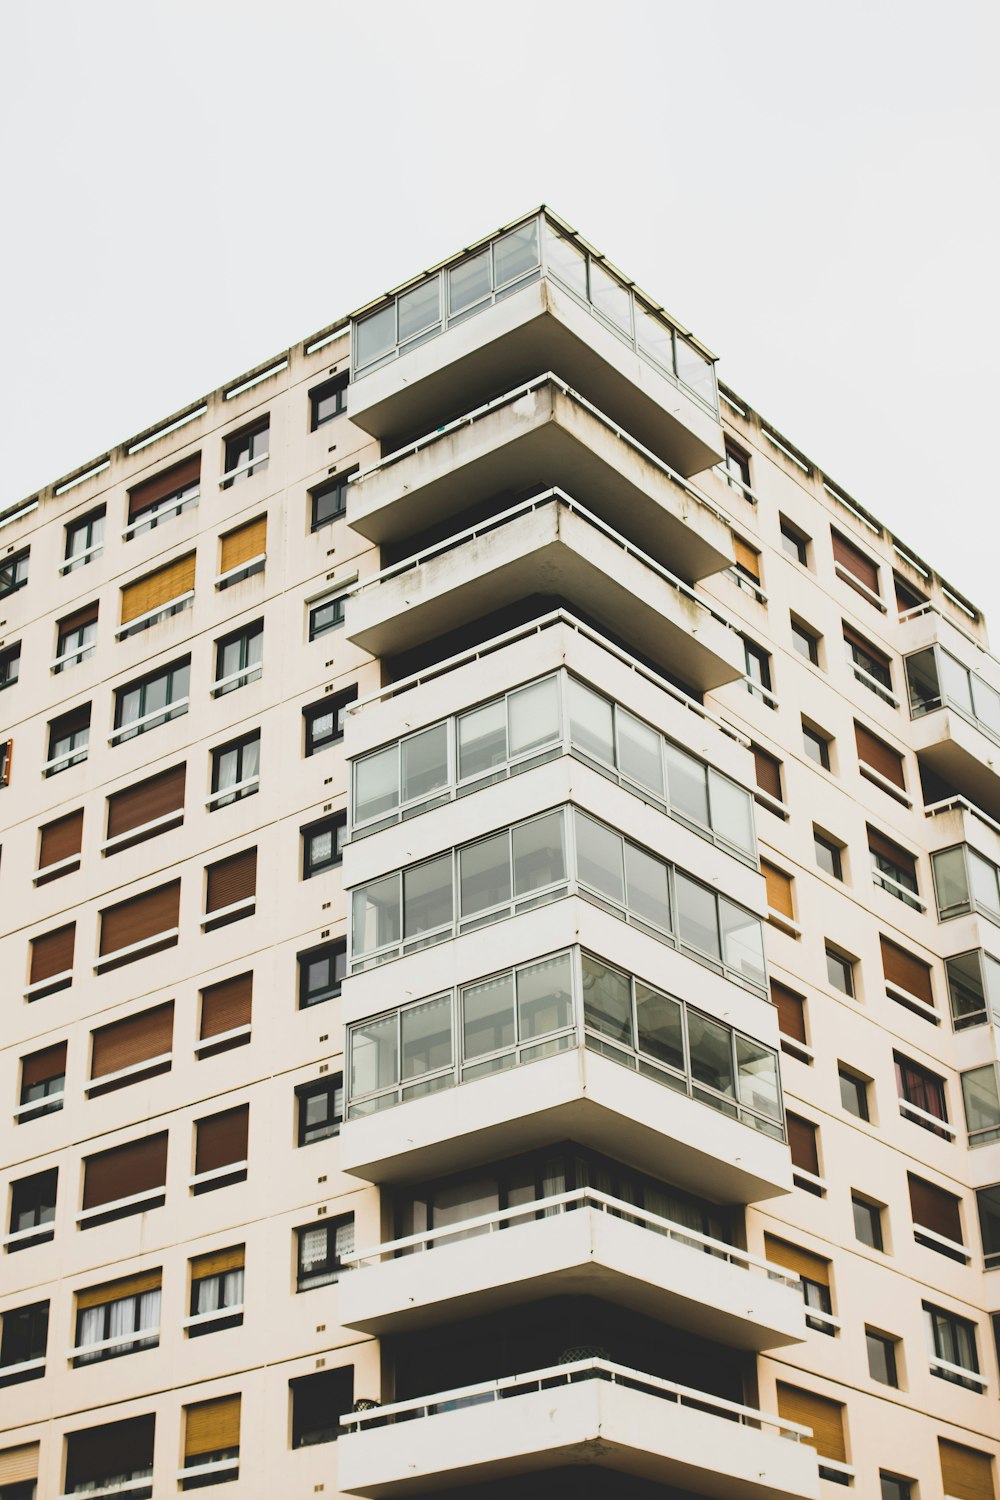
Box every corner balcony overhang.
[341,1191,805,1350]
[910,711,1000,822]
[347,376,734,581]
[340,1044,792,1205]
[346,492,745,694]
[339,1362,820,1500]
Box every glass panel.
[962,1066,1000,1136]
[463,973,515,1059]
[688,1013,735,1096]
[635,983,683,1071]
[675,335,717,408]
[665,744,709,827]
[352,875,401,955]
[432,1177,499,1239]
[400,995,452,1080]
[635,305,674,373]
[397,279,441,344]
[945,951,986,1027]
[985,954,1000,1021]
[589,261,632,334]
[350,1015,397,1097]
[543,223,587,297]
[458,699,507,780]
[904,648,940,715]
[402,724,448,804]
[567,679,614,764]
[517,952,574,1040]
[512,812,565,896]
[720,900,766,988]
[492,220,539,286]
[582,955,632,1044]
[573,812,624,904]
[617,709,663,795]
[624,843,670,930]
[403,855,453,938]
[709,771,754,854]
[675,873,720,960]
[508,677,560,757]
[933,848,970,915]
[355,305,396,369]
[972,676,1000,735]
[736,1036,780,1120]
[354,746,399,824]
[459,833,511,919]
[939,652,974,715]
[969,851,1000,916]
[449,249,492,316]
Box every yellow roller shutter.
[764,1234,830,1285]
[185,1394,241,1457]
[121,553,195,624]
[76,1269,162,1311]
[0,1443,39,1484]
[762,860,794,918]
[191,1245,245,1280]
[939,1439,995,1500]
[776,1383,845,1463]
[220,517,266,573]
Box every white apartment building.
[0,207,998,1500]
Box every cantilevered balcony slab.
[346,492,745,694]
[350,276,725,477]
[339,1363,820,1500]
[341,1195,805,1350]
[348,376,734,581]
[340,1045,792,1205]
[911,710,1000,822]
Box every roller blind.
[764,1234,830,1286]
[67,1416,155,1487]
[206,849,257,913]
[185,1394,241,1457]
[38,808,84,868]
[195,1105,249,1174]
[868,828,917,876]
[732,535,760,580]
[30,923,75,982]
[908,1174,963,1243]
[200,974,253,1039]
[91,1002,174,1079]
[99,880,180,956]
[752,744,782,799]
[762,860,794,918]
[880,936,933,1004]
[776,1383,845,1463]
[220,516,266,572]
[787,1113,819,1176]
[121,553,196,624]
[58,600,99,636]
[854,722,905,788]
[939,1438,995,1500]
[832,529,880,596]
[76,1269,162,1311]
[21,1041,67,1087]
[0,1442,38,1484]
[107,764,186,840]
[191,1245,245,1280]
[843,623,890,669]
[771,980,806,1042]
[128,454,200,520]
[82,1133,168,1209]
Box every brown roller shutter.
[764,1234,830,1286]
[21,1041,67,1087]
[0,1443,39,1485]
[939,1439,995,1500]
[771,980,806,1042]
[868,828,917,877]
[908,1174,963,1243]
[128,454,200,520]
[752,745,782,800]
[107,764,186,840]
[880,936,933,1004]
[854,722,905,788]
[121,553,196,624]
[76,1269,162,1311]
[99,880,180,956]
[787,1113,819,1176]
[191,1245,245,1279]
[195,1106,249,1174]
[220,516,267,572]
[30,923,75,983]
[201,974,253,1039]
[67,1416,155,1488]
[38,808,84,869]
[185,1394,241,1457]
[91,1002,174,1080]
[206,849,257,913]
[58,601,99,636]
[732,535,760,581]
[82,1133,168,1210]
[832,529,880,597]
[843,623,890,669]
[776,1384,845,1463]
[762,860,794,918]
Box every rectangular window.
[838,1066,870,1121]
[98,880,180,968]
[106,764,186,852]
[761,859,795,922]
[28,923,75,998]
[963,1064,1000,1148]
[73,1272,161,1364]
[188,1246,244,1337]
[89,1003,173,1094]
[182,1394,240,1488]
[880,935,934,1011]
[55,603,98,671]
[0,1441,39,1495]
[193,1106,249,1191]
[81,1135,167,1225]
[296,1215,354,1291]
[199,973,252,1056]
[126,454,200,536]
[64,508,105,570]
[214,619,263,696]
[731,534,762,595]
[869,828,920,909]
[222,417,268,487]
[210,732,260,808]
[908,1173,964,1258]
[0,642,20,690]
[64,1414,155,1499]
[751,743,783,804]
[933,845,1000,924]
[925,1303,982,1390]
[787,1112,820,1183]
[853,1193,884,1250]
[978,1185,1000,1269]
[298,941,346,1009]
[113,656,190,742]
[305,688,357,755]
[0,549,29,598]
[866,1330,899,1387]
[296,1076,344,1146]
[308,589,348,641]
[791,618,820,665]
[218,516,266,586]
[302,814,346,878]
[880,1476,911,1500]
[204,849,257,927]
[722,440,751,497]
[896,1052,949,1137]
[37,808,83,879]
[0,1301,48,1385]
[8,1169,57,1250]
[0,736,13,788]
[775,1384,846,1478]
[825,946,854,996]
[291,1367,354,1447]
[946,950,1000,1031]
[939,1439,995,1500]
[779,517,808,566]
[764,1236,832,1334]
[119,554,195,637]
[310,468,356,530]
[771,980,807,1046]
[832,527,881,602]
[802,721,831,770]
[46,703,90,775]
[743,638,774,704]
[814,831,843,880]
[854,720,906,793]
[18,1043,66,1123]
[309,373,348,429]
[844,624,894,703]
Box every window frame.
[309,467,357,531]
[304,688,357,756]
[113,658,191,743]
[302,814,347,879]
[213,620,263,697]
[296,1076,344,1147]
[838,1067,870,1121]
[866,1329,899,1388]
[295,1215,354,1292]
[210,731,261,810]
[297,940,347,1010]
[825,945,854,996]
[790,618,820,666]
[814,831,843,881]
[221,417,269,488]
[852,1193,884,1251]
[309,373,348,430]
[63,508,105,571]
[46,704,91,775]
[308,589,348,642]
[0,548,29,598]
[0,641,20,691]
[779,516,809,566]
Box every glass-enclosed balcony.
[349,211,724,477]
[932,844,1000,926]
[946,949,1000,1030]
[905,645,1000,819]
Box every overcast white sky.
[1,1,996,615]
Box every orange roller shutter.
[38,809,84,868]
[939,1439,995,1500]
[82,1134,168,1209]
[764,1234,830,1285]
[185,1394,241,1457]
[770,980,806,1042]
[120,553,195,624]
[854,722,905,788]
[128,454,200,520]
[200,974,253,1039]
[21,1041,67,1087]
[220,516,266,572]
[762,860,794,918]
[30,923,75,983]
[195,1105,249,1174]
[107,765,186,840]
[879,936,933,1004]
[832,529,880,596]
[776,1384,846,1463]
[91,1002,174,1079]
[99,881,180,956]
[206,850,257,913]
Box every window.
[310,468,356,530]
[302,814,346,878]
[98,880,180,969]
[296,1215,354,1290]
[210,732,260,808]
[63,508,105,571]
[46,703,90,774]
[791,618,820,665]
[106,764,186,852]
[193,1106,249,1192]
[0,736,11,788]
[7,1169,58,1251]
[298,940,346,1009]
[297,1077,343,1146]
[764,1236,832,1334]
[291,1367,354,1447]
[722,439,751,498]
[963,1064,1000,1148]
[126,455,200,536]
[946,949,1000,1031]
[81,1135,168,1226]
[308,588,348,641]
[309,372,348,429]
[751,743,784,808]
[204,849,257,928]
[188,1247,244,1337]
[113,656,190,742]
[214,619,263,696]
[0,1301,48,1384]
[222,417,268,487]
[0,1450,38,1500]
[73,1272,161,1364]
[787,1112,820,1189]
[771,980,808,1054]
[775,1385,846,1484]
[909,1173,965,1259]
[218,516,266,586]
[853,1193,884,1250]
[199,974,252,1057]
[28,923,75,998]
[802,720,832,770]
[64,1414,154,1499]
[844,624,894,703]
[825,946,854,996]
[925,1303,982,1390]
[880,936,934,1014]
[18,1043,66,1123]
[779,516,809,566]
[906,644,1000,741]
[895,1053,949,1137]
[304,687,356,754]
[182,1394,240,1488]
[978,1184,1000,1269]
[869,828,920,909]
[0,642,19,690]
[761,860,795,927]
[55,603,98,671]
[0,549,29,597]
[866,1330,899,1387]
[743,638,773,704]
[89,1003,173,1095]
[932,845,1000,924]
[939,1440,995,1500]
[731,535,762,595]
[879,1476,911,1500]
[814,831,843,880]
[838,1067,870,1121]
[854,721,906,796]
[832,527,881,603]
[119,554,195,636]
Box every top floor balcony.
[349,211,724,477]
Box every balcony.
[342,1188,805,1350]
[349,211,724,477]
[345,491,745,693]
[347,375,734,581]
[903,621,1000,820]
[338,1359,819,1500]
